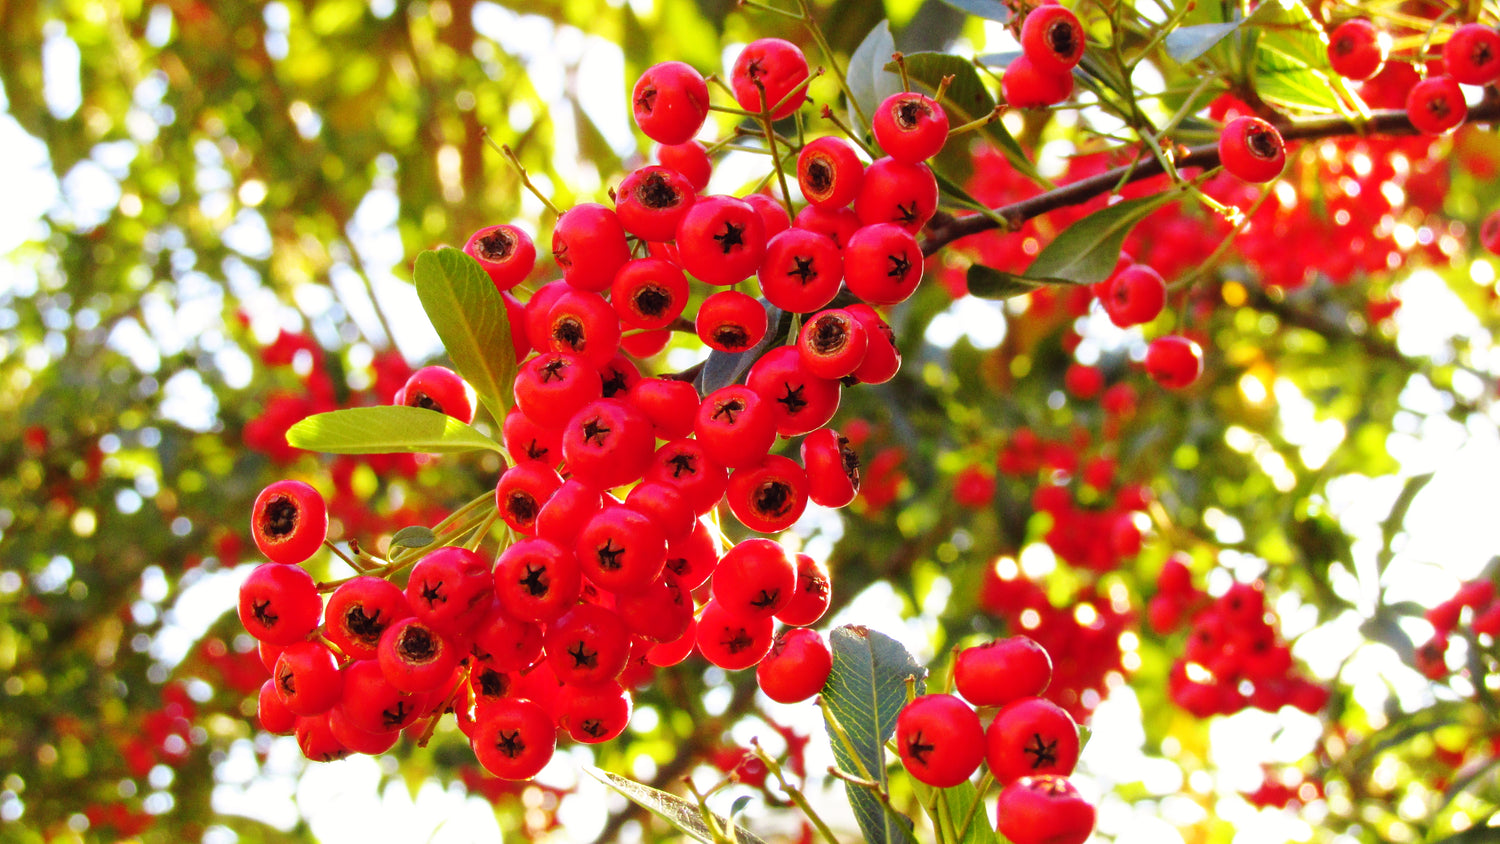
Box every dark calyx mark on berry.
[789,256,817,283]
[1048,19,1078,57]
[1023,732,1059,769]
[887,252,913,280]
[633,285,671,318]
[278,667,296,696]
[713,325,749,350]
[713,398,745,424]
[540,358,568,383]
[1426,97,1453,119]
[907,730,934,766]
[894,202,918,226]
[811,316,847,353]
[581,417,612,447]
[667,453,698,478]
[553,317,586,352]
[596,539,626,571]
[581,719,606,738]
[895,97,929,129]
[477,667,509,698]
[553,241,572,269]
[804,574,829,598]
[754,480,793,517]
[345,605,385,645]
[1245,127,1279,160]
[746,58,765,81]
[519,563,549,597]
[838,436,861,486]
[398,625,439,662]
[567,641,598,669]
[666,557,687,575]
[496,729,526,759]
[264,495,299,538]
[382,700,411,729]
[420,580,446,607]
[601,370,629,397]
[477,228,516,261]
[252,599,278,627]
[722,628,753,653]
[806,159,833,194]
[524,439,550,460]
[408,390,443,414]
[1473,41,1496,67]
[777,383,807,414]
[749,588,781,609]
[638,172,681,208]
[506,492,539,523]
[713,221,746,254]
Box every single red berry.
[632,61,710,145]
[1100,263,1166,327]
[493,537,583,623]
[503,406,562,467]
[324,576,414,661]
[258,679,297,734]
[797,308,869,379]
[327,705,400,756]
[1415,634,1450,680]
[853,158,938,235]
[676,195,767,286]
[645,438,729,516]
[1474,601,1500,636]
[845,223,924,305]
[656,140,712,192]
[575,504,668,595]
[647,616,699,667]
[896,693,986,787]
[522,282,569,356]
[794,204,862,249]
[953,465,997,508]
[545,602,632,685]
[406,546,492,639]
[663,519,720,591]
[1444,23,1500,86]
[776,553,832,626]
[695,385,779,469]
[995,775,1096,844]
[845,304,902,384]
[726,455,810,534]
[759,227,845,313]
[471,697,556,780]
[695,599,776,669]
[338,659,424,734]
[1002,53,1074,108]
[239,562,322,645]
[624,481,695,543]
[464,224,536,292]
[377,617,460,694]
[545,289,621,370]
[552,203,631,292]
[251,480,327,565]
[471,602,544,673]
[616,165,697,243]
[985,697,1081,784]
[295,712,351,763]
[1064,363,1103,400]
[532,478,599,548]
[743,192,793,239]
[1020,5,1086,74]
[625,377,699,441]
[1458,580,1496,609]
[801,428,860,509]
[1406,75,1467,135]
[757,628,833,703]
[560,398,655,491]
[274,640,344,716]
[1327,19,1386,81]
[612,257,690,330]
[496,462,564,536]
[396,365,476,424]
[955,637,1052,707]
[614,571,694,643]
[501,290,530,364]
[745,346,841,438]
[599,353,642,400]
[731,38,809,120]
[872,92,949,164]
[1219,116,1286,183]
[559,680,634,743]
[697,290,768,353]
[513,352,603,428]
[711,538,797,620]
[1145,335,1204,389]
[797,136,865,208]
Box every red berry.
[985,697,1081,783]
[574,504,668,595]
[492,537,583,623]
[695,599,775,670]
[844,223,924,305]
[1020,5,1086,73]
[274,640,344,716]
[845,304,902,384]
[759,227,844,313]
[324,576,414,661]
[1406,75,1467,136]
[239,562,322,645]
[1327,19,1386,81]
[295,712,351,762]
[396,365,476,424]
[995,775,1095,844]
[697,290,768,353]
[872,92,949,164]
[377,617,461,693]
[471,602,544,673]
[896,693,986,787]
[647,616,699,667]
[534,478,604,546]
[801,428,860,509]
[464,224,536,292]
[853,158,938,235]
[471,697,556,780]
[1444,24,1500,86]
[776,553,832,626]
[726,454,810,534]
[756,628,832,703]
[1219,116,1286,183]
[251,480,327,565]
[645,439,729,516]
[258,679,297,734]
[611,257,690,330]
[513,352,603,428]
[338,659,424,734]
[327,706,400,756]
[551,204,631,293]
[522,281,569,355]
[745,346,841,437]
[1063,364,1103,400]
[406,546,492,638]
[544,289,621,369]
[676,195,768,286]
[496,462,564,536]
[695,385,778,469]
[624,481,696,543]
[712,538,797,620]
[632,61,710,145]
[731,38,809,120]
[1100,263,1166,327]
[794,204,862,249]
[558,680,634,743]
[1145,335,1204,389]
[560,398,655,491]
[615,165,697,242]
[1002,53,1073,108]
[664,518,721,590]
[625,377,699,441]
[545,602,631,685]
[743,192,793,239]
[797,136,865,208]
[797,308,869,380]
[955,637,1052,707]
[614,571,694,643]
[656,140,712,192]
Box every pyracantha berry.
[731,38,810,120]
[797,136,865,208]
[251,480,328,566]
[872,92,949,164]
[896,693,986,787]
[1218,116,1286,183]
[1020,5,1086,74]
[757,628,833,703]
[995,775,1095,844]
[239,562,322,645]
[464,224,536,292]
[632,61,711,146]
[471,697,556,781]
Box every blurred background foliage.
[5,0,1500,842]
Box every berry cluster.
[1417,577,1500,680]
[1003,4,1086,109]
[894,636,1095,844]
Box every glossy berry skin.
[251,480,327,566]
[955,636,1052,707]
[801,428,860,509]
[756,628,832,703]
[986,697,1081,784]
[406,546,493,638]
[503,407,562,467]
[464,224,536,292]
[1444,24,1500,86]
[759,227,844,313]
[471,697,556,781]
[1327,19,1385,81]
[777,553,832,626]
[794,204,862,249]
[258,679,297,734]
[1002,54,1073,109]
[645,439,729,517]
[397,365,477,424]
[492,538,583,623]
[664,518,720,590]
[798,308,868,380]
[845,304,902,384]
[896,694,986,788]
[626,377,699,441]
[996,775,1095,844]
[1099,263,1166,327]
[471,602,544,672]
[552,203,632,292]
[844,223,924,305]
[561,398,655,491]
[1145,335,1204,389]
[1483,210,1500,255]
[544,603,631,685]
[624,481,695,543]
[695,385,778,469]
[495,461,564,536]
[745,346,841,437]
[614,571,693,642]
[1219,116,1286,183]
[545,289,621,370]
[712,538,797,621]
[797,136,864,208]
[274,640,344,716]
[695,599,776,670]
[854,158,938,235]
[239,562,322,645]
[1406,75,1467,136]
[743,192,793,239]
[513,352,603,428]
[656,140,712,192]
[612,257,689,330]
[327,706,400,756]
[574,504,668,595]
[731,38,810,120]
[872,92,949,164]
[377,617,461,694]
[558,680,634,743]
[616,165,697,243]
[632,61,710,145]
[1020,5,1086,74]
[676,195,768,286]
[295,713,351,762]
[697,290,768,353]
[324,576,414,660]
[338,659,424,734]
[727,454,811,533]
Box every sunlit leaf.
[585,767,769,844]
[286,406,504,454]
[1164,21,1246,63]
[846,21,902,134]
[1025,192,1179,284]
[413,247,516,426]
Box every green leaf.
[1248,0,1339,112]
[696,301,790,394]
[286,406,504,455]
[966,265,1076,300]
[846,21,903,132]
[584,768,769,844]
[1254,53,1340,112]
[1025,192,1179,284]
[1164,21,1245,63]
[935,0,1010,23]
[822,625,926,844]
[389,526,436,549]
[910,779,998,844]
[413,247,516,426]
[883,52,1037,184]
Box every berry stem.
[753,77,798,223]
[682,778,733,844]
[817,105,877,158]
[891,51,911,93]
[825,765,911,832]
[932,73,954,105]
[749,740,841,844]
[734,0,804,20]
[953,771,994,841]
[322,538,369,572]
[946,105,1006,136]
[796,0,870,130]
[482,134,563,217]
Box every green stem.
[750,741,841,844]
[954,772,993,841]
[735,0,804,20]
[798,0,869,131]
[754,77,797,222]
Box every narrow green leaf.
[883,52,1037,183]
[822,625,926,844]
[1164,21,1245,63]
[935,0,1010,22]
[1025,192,1178,284]
[389,526,436,549]
[966,265,1076,300]
[286,406,503,455]
[910,779,998,844]
[413,247,516,426]
[847,21,902,133]
[584,768,768,844]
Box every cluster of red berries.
[1326,17,1498,136]
[1417,577,1499,680]
[1003,4,1086,109]
[894,637,1095,844]
[1149,555,1328,717]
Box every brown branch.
[920,101,1500,257]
